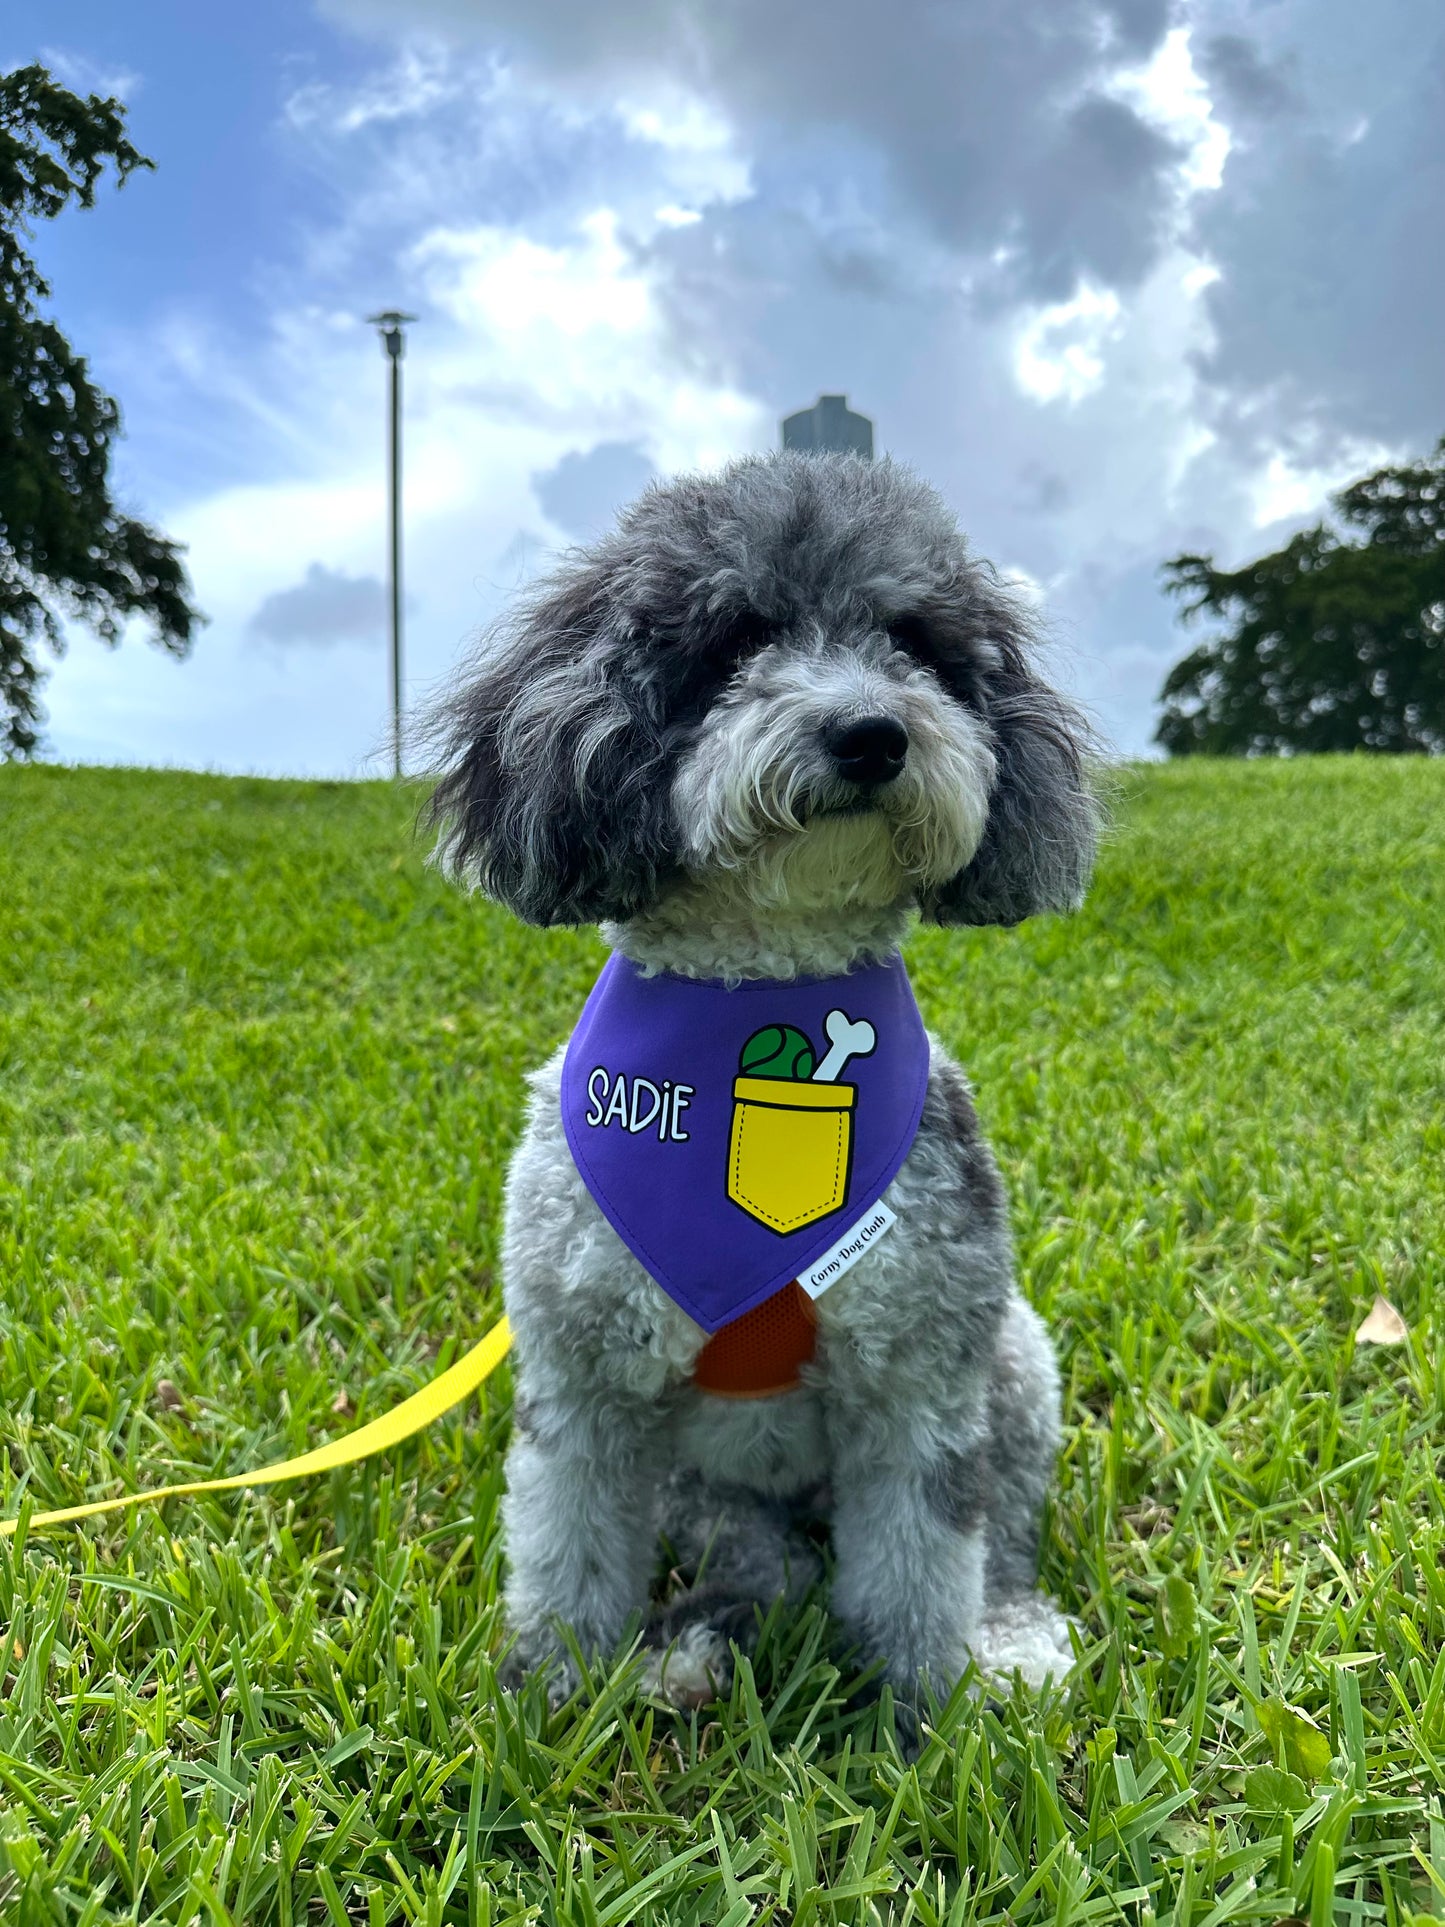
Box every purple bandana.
[561,951,930,1332]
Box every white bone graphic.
[812,1009,877,1083]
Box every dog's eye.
[886,613,933,655]
[714,612,775,658]
[887,613,992,711]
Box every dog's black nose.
[825,715,909,786]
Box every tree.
[1,64,200,759]
[1156,440,1445,756]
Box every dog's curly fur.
[426,450,1097,1733]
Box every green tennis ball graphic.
[739,1024,815,1080]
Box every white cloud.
[417,213,650,345]
[1247,441,1393,532]
[1013,286,1125,406]
[1110,25,1232,193]
[284,39,462,132]
[618,86,751,198]
[36,45,143,100]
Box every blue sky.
[7,0,1443,770]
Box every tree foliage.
[1,63,200,758]
[1156,440,1445,756]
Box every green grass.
[2,757,1444,1927]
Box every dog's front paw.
[973,1592,1078,1691]
[497,1633,584,1709]
[639,1623,733,1712]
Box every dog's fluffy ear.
[423,562,675,926]
[923,631,1099,928]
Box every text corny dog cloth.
[561,951,930,1343]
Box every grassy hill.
[1,758,1443,1926]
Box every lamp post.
[368,310,416,777]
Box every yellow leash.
[0,1315,513,1540]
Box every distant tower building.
[781,393,874,459]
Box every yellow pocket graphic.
[727,1075,856,1235]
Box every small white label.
[799,1201,897,1299]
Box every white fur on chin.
[609,817,920,983]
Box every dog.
[425,449,1097,1737]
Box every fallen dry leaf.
[1355,1294,1409,1346]
[1120,1500,1173,1538]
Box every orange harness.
[692,1279,818,1398]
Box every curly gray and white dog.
[426,449,1097,1733]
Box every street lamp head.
[367,310,418,360]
